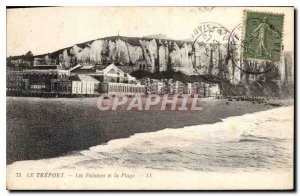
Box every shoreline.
[7,105,294,190]
[7,96,294,164]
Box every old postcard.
[6,6,294,190]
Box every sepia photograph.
[5,6,294,190]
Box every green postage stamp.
[243,11,284,62]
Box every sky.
[6,7,294,56]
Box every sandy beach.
[7,96,293,164]
[7,105,294,190]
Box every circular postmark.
[192,22,235,84]
[228,22,278,75]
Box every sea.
[8,106,294,173]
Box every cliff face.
[12,35,291,87]
[11,35,244,83]
[36,36,196,74]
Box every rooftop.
[69,75,100,83]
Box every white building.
[69,63,138,84]
[94,64,137,84]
